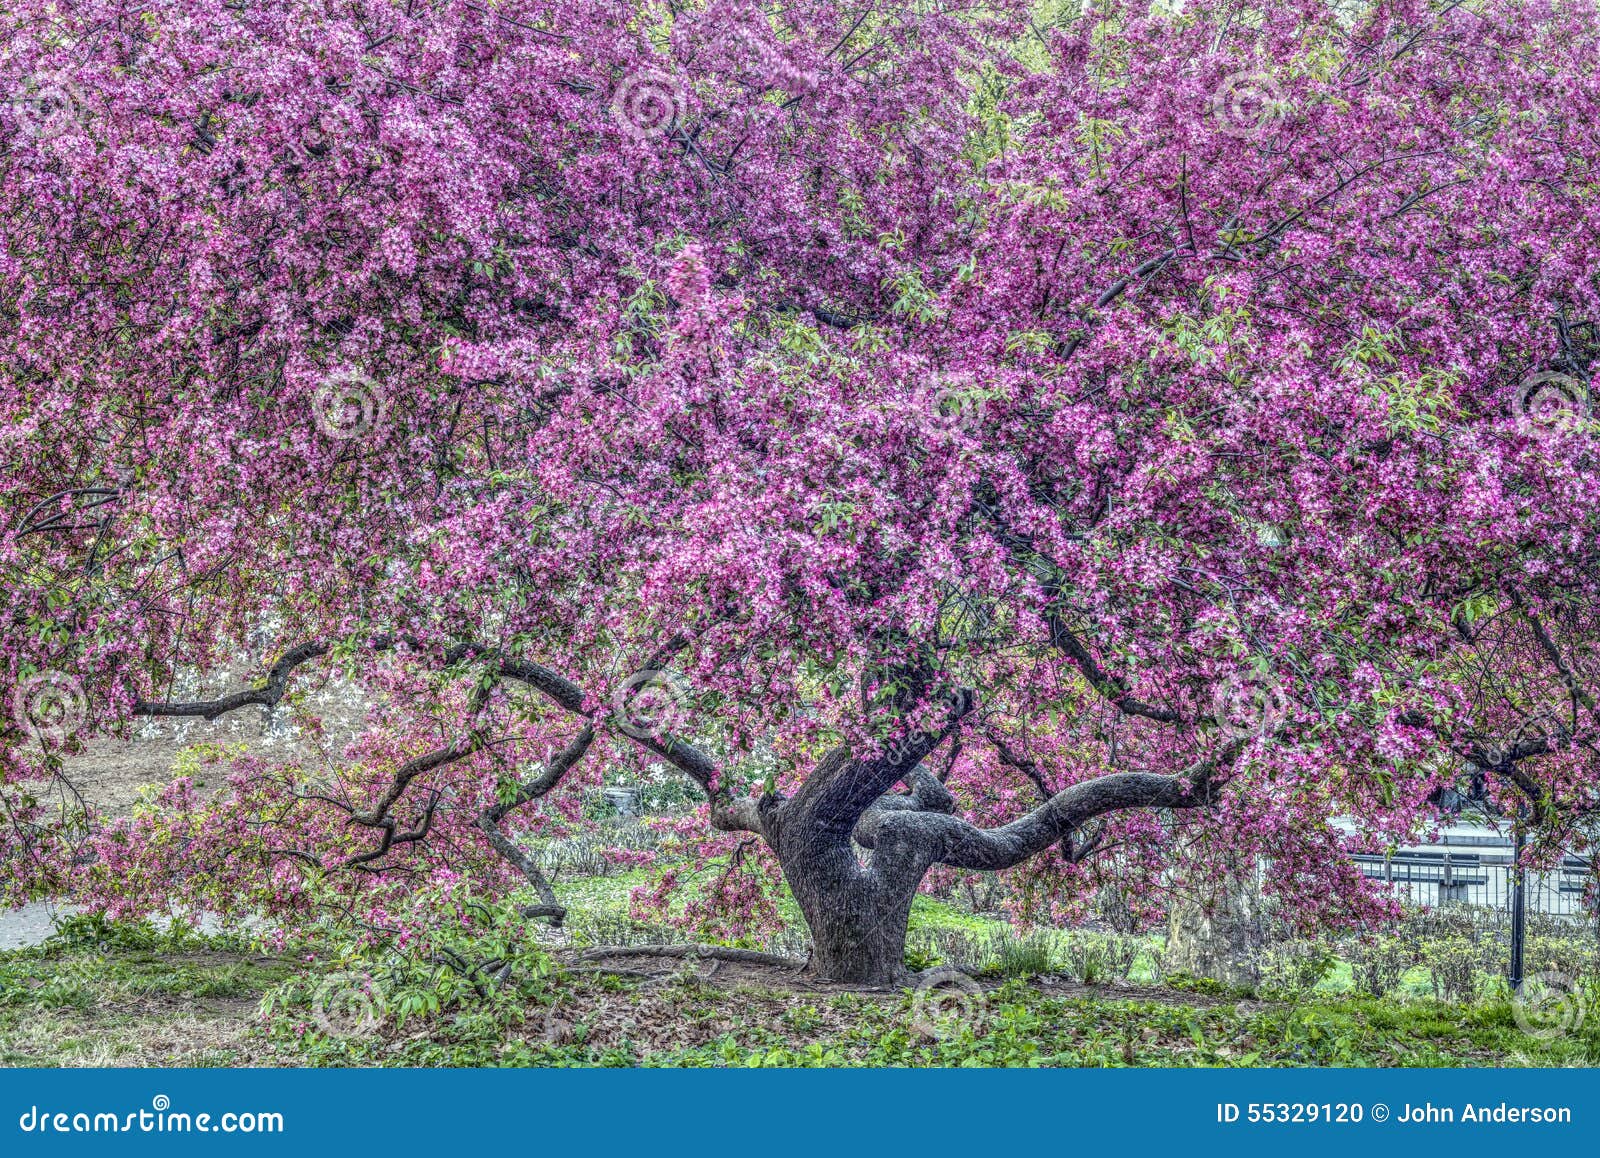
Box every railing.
[1351,849,1593,917]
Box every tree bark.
[775,832,920,985]
[770,747,1244,984]
[755,721,973,985]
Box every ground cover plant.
[3,888,1596,1068]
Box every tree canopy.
[3,0,1598,980]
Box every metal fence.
[1351,847,1593,918]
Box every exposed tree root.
[576,944,808,970]
[564,965,661,980]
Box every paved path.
[0,900,83,951]
[0,902,252,952]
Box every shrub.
[905,928,1002,974]
[1526,932,1600,982]
[1425,935,1488,1003]
[1400,904,1482,949]
[259,885,554,1062]
[1060,930,1141,985]
[47,911,166,952]
[1348,935,1409,998]
[990,931,1053,979]
[1253,939,1336,1000]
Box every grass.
[0,917,298,1067]
[1317,959,1440,998]
[254,966,1600,1068]
[555,867,1024,957]
[5,861,1595,1068]
[550,866,654,913]
[3,919,1596,1069]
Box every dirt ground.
[568,946,1261,1008]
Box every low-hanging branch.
[855,741,1244,873]
[128,627,1244,952]
[127,634,744,926]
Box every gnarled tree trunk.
[778,838,920,984]
[749,736,1241,985]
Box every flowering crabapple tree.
[3,0,1599,983]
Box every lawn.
[3,912,1595,1069]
